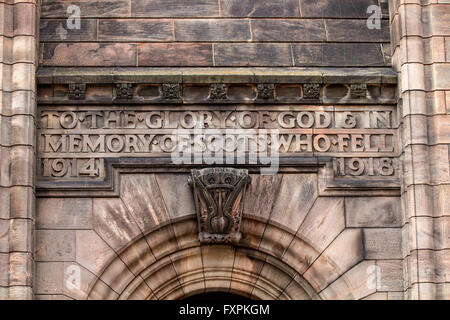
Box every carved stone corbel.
[188,168,251,244]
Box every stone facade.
[0,0,448,300]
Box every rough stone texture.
[39,0,392,67]
[0,0,38,299]
[2,0,448,301]
[390,0,450,300]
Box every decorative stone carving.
[209,84,227,100]
[115,83,134,100]
[303,84,321,99]
[162,83,181,100]
[68,83,86,100]
[257,83,275,100]
[350,84,367,99]
[188,168,251,244]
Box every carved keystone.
[188,168,251,244]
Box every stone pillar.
[0,0,38,299]
[390,0,449,299]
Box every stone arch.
[86,215,360,300]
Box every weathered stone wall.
[389,0,450,299]
[34,173,404,299]
[39,0,392,67]
[0,0,38,300]
[0,0,448,300]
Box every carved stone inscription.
[37,105,399,181]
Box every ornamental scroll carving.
[188,168,251,244]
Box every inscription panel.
[37,105,399,187]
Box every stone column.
[0,0,38,299]
[390,0,449,299]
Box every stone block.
[292,43,386,67]
[11,115,34,146]
[10,186,33,220]
[98,20,173,41]
[320,260,376,300]
[88,278,119,300]
[93,198,142,252]
[345,197,402,227]
[283,236,321,275]
[364,228,402,259]
[12,63,35,91]
[0,253,8,286]
[9,252,33,286]
[63,262,97,300]
[120,174,171,232]
[297,197,345,252]
[300,0,379,18]
[429,4,450,36]
[0,3,13,37]
[131,0,219,17]
[0,220,8,253]
[325,19,390,42]
[243,174,282,220]
[221,0,299,17]
[76,230,116,276]
[41,1,130,18]
[175,19,250,41]
[251,19,326,41]
[259,224,294,258]
[41,43,137,67]
[13,3,36,36]
[119,236,155,276]
[138,43,213,66]
[36,230,75,261]
[40,19,97,42]
[377,260,403,291]
[214,43,292,67]
[35,262,64,294]
[304,229,363,291]
[145,224,178,259]
[155,174,196,219]
[9,218,32,252]
[99,257,134,294]
[11,90,34,115]
[12,36,35,63]
[36,198,92,229]
[270,174,318,232]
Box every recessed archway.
[86,215,360,300]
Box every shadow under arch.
[87,215,354,300]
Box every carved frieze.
[350,84,367,99]
[115,83,134,100]
[303,84,321,99]
[188,168,251,244]
[162,83,181,100]
[68,83,86,100]
[209,84,227,100]
[257,84,275,100]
